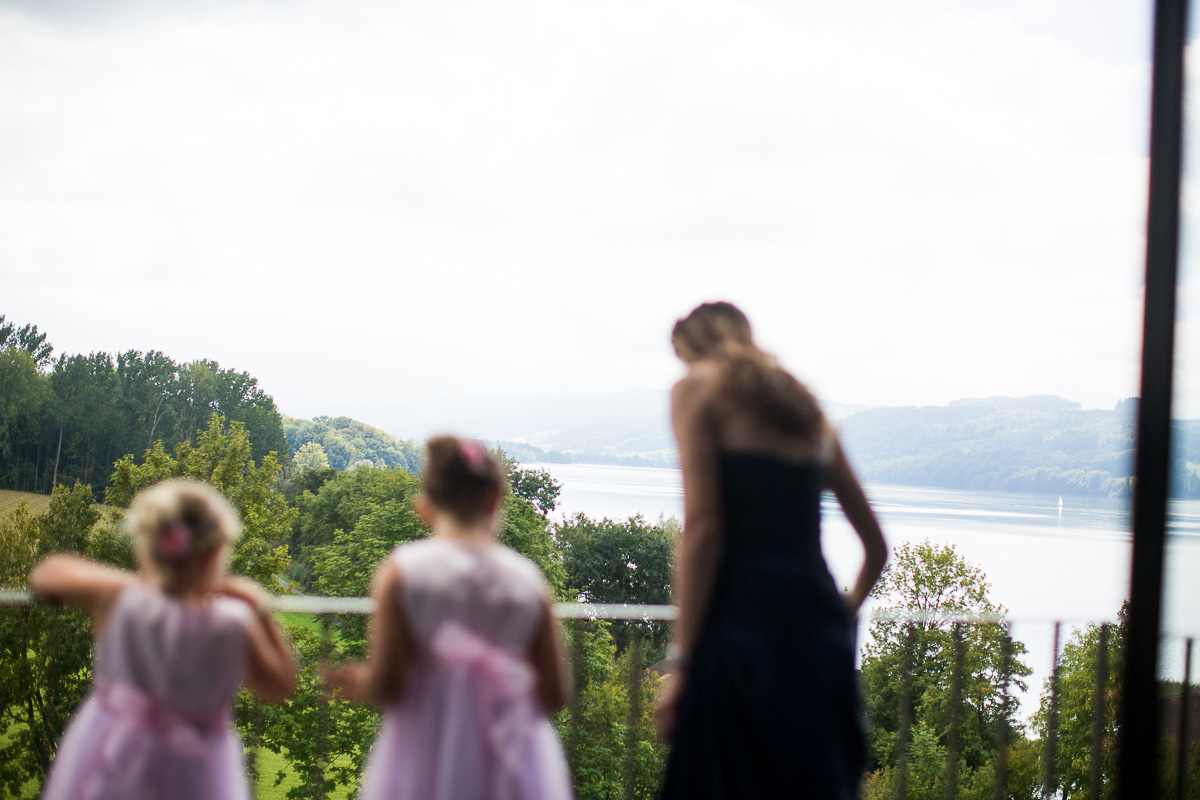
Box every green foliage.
[283,416,420,472]
[0,484,104,794]
[0,349,49,486]
[499,496,568,600]
[241,622,379,800]
[0,315,53,369]
[505,460,562,516]
[293,442,331,471]
[106,414,294,585]
[863,541,1031,782]
[290,466,424,589]
[557,622,666,800]
[1031,613,1126,799]
[0,314,289,497]
[312,496,429,656]
[555,512,674,655]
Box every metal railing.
[1,590,1196,800]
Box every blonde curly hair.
[125,478,241,570]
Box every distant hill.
[289,394,1200,499]
[838,395,1200,499]
[283,416,422,471]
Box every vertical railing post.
[314,613,334,800]
[623,627,645,800]
[994,624,1013,800]
[1176,638,1193,800]
[946,623,965,800]
[568,621,585,777]
[1043,621,1062,800]
[1089,624,1111,800]
[1120,0,1188,797]
[41,606,60,776]
[895,623,917,800]
[245,694,262,791]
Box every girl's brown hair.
[423,436,505,521]
[671,301,824,438]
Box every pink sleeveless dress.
[358,538,573,800]
[41,582,255,800]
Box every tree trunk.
[51,426,63,488]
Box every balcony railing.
[0,590,1195,800]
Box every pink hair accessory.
[155,523,189,558]
[459,440,488,474]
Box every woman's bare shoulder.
[671,361,725,402]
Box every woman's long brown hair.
[671,301,824,439]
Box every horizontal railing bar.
[553,602,678,620]
[1,588,1187,631]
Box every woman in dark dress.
[656,301,887,800]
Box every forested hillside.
[0,315,288,496]
[284,415,421,471]
[839,395,1200,499]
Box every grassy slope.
[0,489,52,518]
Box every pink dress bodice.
[41,581,255,800]
[95,582,254,715]
[397,538,547,656]
[358,538,572,800]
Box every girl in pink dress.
[324,436,573,800]
[30,478,297,800]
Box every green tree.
[0,348,49,488]
[862,540,1032,784]
[1031,610,1127,799]
[283,416,421,472]
[311,492,428,655]
[106,414,293,585]
[499,494,568,600]
[243,622,380,800]
[290,466,424,587]
[556,621,667,800]
[506,460,562,517]
[293,441,331,471]
[0,314,54,369]
[555,513,674,655]
[0,484,102,793]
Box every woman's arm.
[666,370,724,660]
[528,600,569,713]
[28,554,132,633]
[322,559,410,706]
[827,435,887,610]
[218,577,298,704]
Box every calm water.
[531,461,1200,700]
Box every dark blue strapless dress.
[659,453,865,800]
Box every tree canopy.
[862,540,1033,796]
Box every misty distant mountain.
[291,392,1200,499]
[315,388,675,460]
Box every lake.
[528,461,1200,705]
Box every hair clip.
[155,523,189,558]
[459,440,488,474]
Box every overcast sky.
[6,0,1200,426]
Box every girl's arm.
[665,370,724,660]
[827,435,887,610]
[322,559,410,706]
[28,554,132,633]
[218,577,298,704]
[528,599,568,713]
